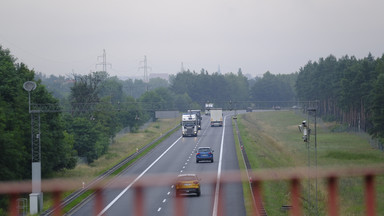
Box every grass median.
[235,110,384,215]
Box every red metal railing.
[1,165,383,216]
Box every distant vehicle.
[291,105,301,109]
[246,107,252,112]
[196,147,214,163]
[188,110,202,130]
[273,106,281,110]
[181,113,198,137]
[205,103,214,115]
[210,108,223,127]
[175,174,201,196]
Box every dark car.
[196,147,214,163]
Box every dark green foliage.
[296,53,384,137]
[250,71,296,103]
[121,77,169,99]
[0,46,76,183]
[35,73,73,99]
[169,69,252,108]
[369,72,384,138]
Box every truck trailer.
[188,110,202,130]
[210,108,223,127]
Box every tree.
[250,71,295,106]
[0,46,76,181]
[369,59,384,138]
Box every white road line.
[212,116,226,216]
[97,136,182,216]
[157,207,162,212]
[167,191,171,195]
[163,199,166,203]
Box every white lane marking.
[167,191,171,195]
[183,166,185,169]
[97,136,182,216]
[163,199,166,203]
[158,207,162,212]
[185,162,188,165]
[171,185,174,188]
[180,170,183,173]
[212,116,226,216]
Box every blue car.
[196,147,214,163]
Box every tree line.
[2,44,384,184]
[295,53,384,139]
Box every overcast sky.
[1,0,384,78]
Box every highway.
[71,111,246,216]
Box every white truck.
[188,110,202,130]
[205,103,214,115]
[210,108,223,127]
[182,113,198,137]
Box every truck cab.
[182,113,198,137]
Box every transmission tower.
[96,49,112,72]
[138,55,152,83]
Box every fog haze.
[1,0,383,78]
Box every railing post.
[94,188,104,216]
[217,181,224,216]
[327,176,338,216]
[290,178,301,216]
[53,190,62,216]
[174,190,184,216]
[8,193,18,216]
[251,180,263,216]
[134,185,145,216]
[365,174,375,216]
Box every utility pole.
[96,49,112,73]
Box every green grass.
[62,190,94,213]
[232,118,255,216]
[236,110,384,215]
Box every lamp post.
[23,81,43,214]
[307,108,318,215]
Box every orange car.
[175,174,201,196]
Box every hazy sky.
[1,0,384,78]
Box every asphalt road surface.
[71,111,246,216]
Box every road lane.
[70,111,245,216]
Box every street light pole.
[307,108,318,215]
[23,81,42,214]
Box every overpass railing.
[1,165,383,216]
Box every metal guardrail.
[234,118,267,216]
